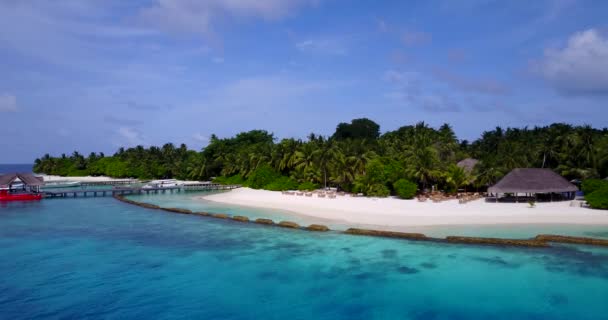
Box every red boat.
[0,190,42,201]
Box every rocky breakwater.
[232,216,250,223]
[114,195,160,210]
[254,218,275,225]
[161,207,193,214]
[446,236,549,248]
[307,224,330,232]
[535,235,608,246]
[277,221,300,229]
[344,228,429,240]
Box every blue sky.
[1,0,607,163]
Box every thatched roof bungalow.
[456,158,479,174]
[488,168,577,202]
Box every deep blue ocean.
[0,163,33,174]
[2,194,608,319]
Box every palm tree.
[330,152,355,189]
[444,164,470,193]
[405,146,442,190]
[437,123,458,162]
[404,124,441,190]
[343,139,377,175]
[273,139,301,172]
[313,140,340,188]
[187,155,207,180]
[294,143,317,179]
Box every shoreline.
[114,194,608,248]
[199,188,608,228]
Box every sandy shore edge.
[199,188,608,227]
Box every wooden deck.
[43,184,240,199]
[79,179,139,187]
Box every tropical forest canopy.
[34,119,608,198]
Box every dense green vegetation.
[393,179,418,199]
[582,179,608,209]
[581,179,608,195]
[586,188,608,209]
[34,120,608,198]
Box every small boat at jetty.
[142,179,183,189]
[41,180,81,189]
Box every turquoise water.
[2,197,608,319]
[129,191,608,239]
[128,191,339,227]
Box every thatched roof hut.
[0,173,44,187]
[488,168,577,195]
[456,158,479,173]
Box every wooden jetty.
[182,183,239,191]
[43,184,240,199]
[79,179,139,187]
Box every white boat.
[41,181,81,189]
[0,183,24,190]
[142,179,183,189]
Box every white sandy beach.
[201,188,608,227]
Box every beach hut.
[488,168,578,202]
[456,158,479,174]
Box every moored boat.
[0,190,42,201]
[41,180,81,189]
[142,179,183,189]
[0,172,45,201]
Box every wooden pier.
[80,179,139,187]
[43,184,240,199]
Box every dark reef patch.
[396,266,420,274]
[548,293,569,306]
[470,256,521,269]
[420,262,437,269]
[381,249,398,259]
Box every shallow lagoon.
[2,196,608,319]
[129,191,608,239]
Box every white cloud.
[383,70,408,83]
[540,28,608,95]
[376,18,388,33]
[117,127,144,146]
[0,93,18,112]
[57,128,70,137]
[382,70,460,112]
[193,133,209,143]
[139,0,316,36]
[295,37,348,55]
[212,75,334,110]
[402,30,431,46]
[432,68,508,95]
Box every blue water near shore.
[2,197,608,319]
[128,192,608,239]
[0,163,33,174]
